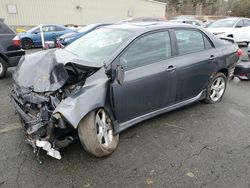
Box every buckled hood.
[13,49,102,93]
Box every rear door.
[112,31,177,124]
[173,29,218,102]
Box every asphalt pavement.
[0,48,250,188]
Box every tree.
[230,0,250,17]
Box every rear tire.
[204,72,227,104]
[21,38,33,49]
[78,109,119,157]
[0,57,7,79]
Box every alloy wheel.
[0,62,3,75]
[210,77,226,102]
[95,109,114,147]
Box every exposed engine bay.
[11,49,102,162]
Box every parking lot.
[0,48,249,188]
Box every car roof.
[107,22,200,32]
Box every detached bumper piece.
[234,60,250,80]
[11,88,76,162]
[36,140,61,160]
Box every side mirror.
[236,25,243,28]
[116,65,124,85]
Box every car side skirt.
[114,90,205,134]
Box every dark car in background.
[56,23,111,47]
[0,19,25,78]
[234,60,250,80]
[11,22,240,160]
[18,24,72,49]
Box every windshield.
[66,28,132,64]
[26,26,39,33]
[208,19,237,28]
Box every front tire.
[78,109,119,157]
[0,57,7,79]
[204,72,227,104]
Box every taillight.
[12,36,21,47]
[236,48,243,57]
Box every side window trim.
[117,29,173,71]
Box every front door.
[112,31,177,124]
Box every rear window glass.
[0,21,15,34]
[175,30,208,55]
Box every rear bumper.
[234,60,250,80]
[6,49,25,67]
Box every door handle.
[209,55,216,61]
[166,65,176,72]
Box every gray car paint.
[53,68,109,128]
[12,23,239,133]
[13,49,102,92]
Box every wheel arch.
[53,71,111,129]
[0,53,9,64]
[218,68,229,78]
[21,37,34,44]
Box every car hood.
[58,32,77,40]
[206,27,233,34]
[13,49,102,93]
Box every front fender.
[54,69,109,129]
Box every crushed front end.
[10,49,102,161]
[11,83,76,160]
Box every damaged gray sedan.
[11,23,240,160]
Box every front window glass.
[66,28,132,64]
[120,31,172,70]
[235,20,244,28]
[208,19,237,28]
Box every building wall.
[0,0,166,27]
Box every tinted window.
[0,21,15,34]
[208,19,236,28]
[42,26,55,32]
[204,36,213,49]
[56,26,65,31]
[120,31,171,70]
[243,19,250,27]
[235,20,244,28]
[175,30,208,55]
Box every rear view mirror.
[116,65,124,85]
